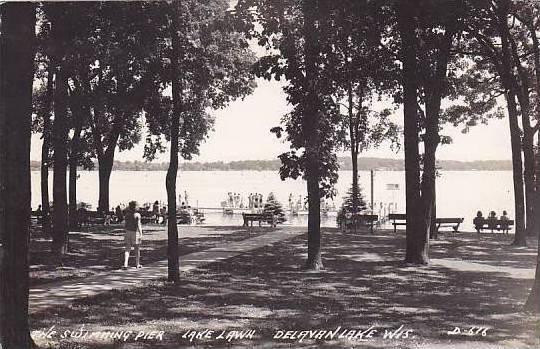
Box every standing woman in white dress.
[123,201,143,269]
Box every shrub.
[336,183,367,226]
[263,192,287,224]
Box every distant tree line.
[29,157,514,172]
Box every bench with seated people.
[388,213,464,233]
[473,210,513,234]
[339,213,378,233]
[480,219,514,233]
[242,212,277,228]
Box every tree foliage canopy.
[142,0,257,161]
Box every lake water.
[30,170,513,230]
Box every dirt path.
[29,227,305,313]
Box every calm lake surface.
[30,170,513,230]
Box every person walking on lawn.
[123,200,143,269]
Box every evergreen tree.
[263,192,286,224]
[336,183,367,226]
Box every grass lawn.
[30,228,540,348]
[29,223,270,286]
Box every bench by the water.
[435,218,464,232]
[192,209,206,224]
[31,210,43,223]
[340,214,378,233]
[31,210,110,227]
[176,210,192,224]
[139,210,156,224]
[389,214,464,233]
[80,210,114,226]
[475,219,514,233]
[388,213,407,233]
[242,213,277,228]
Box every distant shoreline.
[30,157,512,172]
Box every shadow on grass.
[430,231,538,270]
[30,228,540,348]
[29,223,269,286]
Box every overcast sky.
[30,78,511,163]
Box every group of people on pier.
[224,192,265,209]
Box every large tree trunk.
[303,0,323,270]
[495,0,527,246]
[40,63,54,236]
[166,134,180,282]
[525,153,540,311]
[430,185,437,239]
[505,17,536,238]
[524,85,540,313]
[350,146,360,234]
[536,135,540,237]
[525,138,540,312]
[346,65,362,234]
[97,149,115,214]
[68,161,77,229]
[166,2,182,282]
[520,89,536,239]
[350,129,360,236]
[524,239,540,312]
[506,91,527,246]
[68,128,82,230]
[68,87,86,229]
[523,134,535,236]
[306,175,322,269]
[398,0,426,264]
[424,18,455,241]
[52,69,69,257]
[527,17,540,238]
[422,141,437,244]
[93,105,120,215]
[50,5,70,258]
[347,70,360,216]
[351,148,359,208]
[0,3,36,347]
[421,87,441,249]
[97,167,110,214]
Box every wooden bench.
[435,217,464,232]
[475,219,514,233]
[31,211,43,224]
[176,210,192,224]
[389,213,407,233]
[84,210,108,226]
[192,209,205,224]
[340,214,378,233]
[388,214,464,233]
[242,213,276,228]
[139,210,156,224]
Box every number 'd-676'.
[447,326,488,336]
